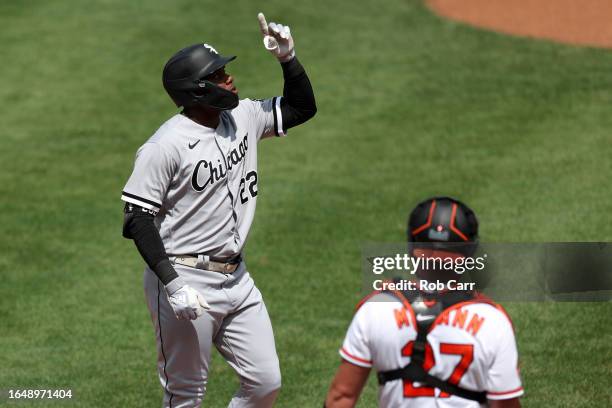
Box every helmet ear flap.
[190,83,208,97]
[193,81,239,110]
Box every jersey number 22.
[239,171,258,204]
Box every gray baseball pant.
[143,262,281,408]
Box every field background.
[1,0,611,407]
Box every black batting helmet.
[408,196,479,256]
[162,43,238,110]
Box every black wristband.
[154,259,179,286]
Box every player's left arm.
[324,360,370,408]
[258,13,316,131]
[485,309,524,401]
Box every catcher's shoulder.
[354,290,401,312]
[472,293,514,321]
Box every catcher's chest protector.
[376,290,488,403]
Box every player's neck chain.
[191,134,248,192]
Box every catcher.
[325,197,523,407]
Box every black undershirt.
[124,57,316,285]
[279,57,317,130]
[123,205,177,284]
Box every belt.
[170,254,242,274]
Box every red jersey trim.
[488,386,523,395]
[487,386,524,399]
[354,290,382,311]
[340,347,373,367]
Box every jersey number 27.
[401,341,474,398]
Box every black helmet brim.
[195,55,236,80]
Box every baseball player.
[325,197,524,408]
[121,13,315,408]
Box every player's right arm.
[325,361,370,408]
[325,302,375,407]
[122,142,178,284]
[489,398,521,408]
[121,142,208,320]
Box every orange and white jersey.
[339,292,524,407]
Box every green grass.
[1,0,611,406]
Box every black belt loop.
[213,253,241,264]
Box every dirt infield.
[427,0,612,48]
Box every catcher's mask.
[162,43,238,110]
[407,196,479,260]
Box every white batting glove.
[257,12,295,62]
[165,278,210,320]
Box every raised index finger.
[257,12,269,35]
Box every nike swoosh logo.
[189,140,201,149]
[416,315,436,322]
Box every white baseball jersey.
[340,293,524,407]
[121,97,284,257]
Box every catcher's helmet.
[408,196,479,256]
[162,43,238,110]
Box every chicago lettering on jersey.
[191,135,248,192]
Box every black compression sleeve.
[123,209,178,285]
[280,57,317,130]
